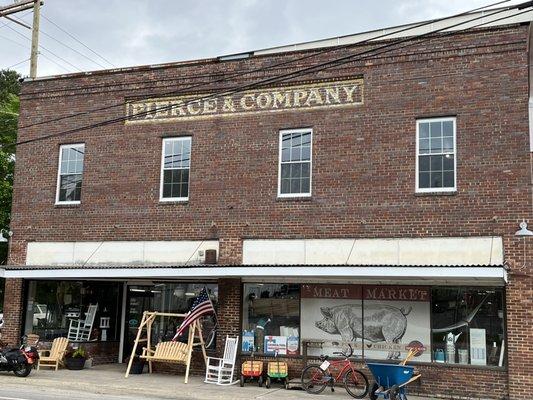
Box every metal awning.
[0,264,507,286]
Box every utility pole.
[0,0,43,77]
[29,0,41,78]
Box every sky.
[0,0,527,77]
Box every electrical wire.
[5,57,31,69]
[4,23,84,72]
[6,2,533,149]
[40,12,116,68]
[16,0,511,131]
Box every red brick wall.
[5,25,532,399]
[1,279,24,345]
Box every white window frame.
[55,143,85,205]
[159,136,191,202]
[415,117,457,193]
[277,128,313,198]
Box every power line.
[4,23,83,72]
[5,57,31,69]
[40,12,116,68]
[0,33,29,48]
[16,0,511,132]
[10,4,531,150]
[9,13,109,70]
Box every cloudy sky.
[0,0,526,77]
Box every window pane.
[443,171,454,188]
[291,147,301,161]
[301,146,311,161]
[291,163,301,179]
[419,172,430,188]
[430,172,443,188]
[163,169,173,185]
[281,178,290,194]
[301,133,311,146]
[181,183,189,198]
[419,122,429,139]
[301,178,310,194]
[443,154,454,171]
[419,156,430,172]
[443,120,454,137]
[430,155,443,172]
[291,133,302,148]
[419,139,430,154]
[282,148,290,162]
[430,121,442,138]
[443,136,453,153]
[301,163,310,178]
[290,178,300,193]
[430,138,442,153]
[59,174,82,202]
[242,284,300,355]
[281,134,291,148]
[281,164,290,179]
[163,184,172,198]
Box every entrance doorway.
[123,285,154,361]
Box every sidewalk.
[0,364,433,400]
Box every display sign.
[470,328,487,366]
[264,336,287,355]
[301,284,431,361]
[126,78,363,123]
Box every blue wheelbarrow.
[366,362,421,400]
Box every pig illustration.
[315,304,412,359]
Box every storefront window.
[242,283,506,368]
[242,284,300,355]
[24,281,121,342]
[431,287,505,366]
[125,283,218,357]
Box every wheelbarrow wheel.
[369,383,379,400]
[265,376,271,388]
[301,365,328,394]
[239,375,245,387]
[343,369,369,399]
[389,384,400,400]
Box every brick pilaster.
[1,278,24,345]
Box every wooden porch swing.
[124,311,207,383]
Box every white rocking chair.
[204,336,239,385]
[68,304,98,341]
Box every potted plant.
[65,347,88,370]
[126,355,145,374]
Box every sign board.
[470,328,487,366]
[126,78,363,123]
[264,336,287,355]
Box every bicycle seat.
[319,355,329,362]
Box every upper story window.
[56,143,85,204]
[416,117,456,193]
[278,129,312,197]
[160,137,191,202]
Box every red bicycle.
[301,344,369,398]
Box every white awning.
[0,265,507,286]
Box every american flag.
[173,287,215,339]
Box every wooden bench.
[140,341,189,363]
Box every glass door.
[123,285,154,361]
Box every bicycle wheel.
[301,365,328,394]
[343,369,369,399]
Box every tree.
[0,69,20,264]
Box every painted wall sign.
[301,284,362,299]
[301,284,431,361]
[125,78,363,123]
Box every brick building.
[0,8,532,400]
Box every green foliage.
[71,347,88,359]
[0,69,20,263]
